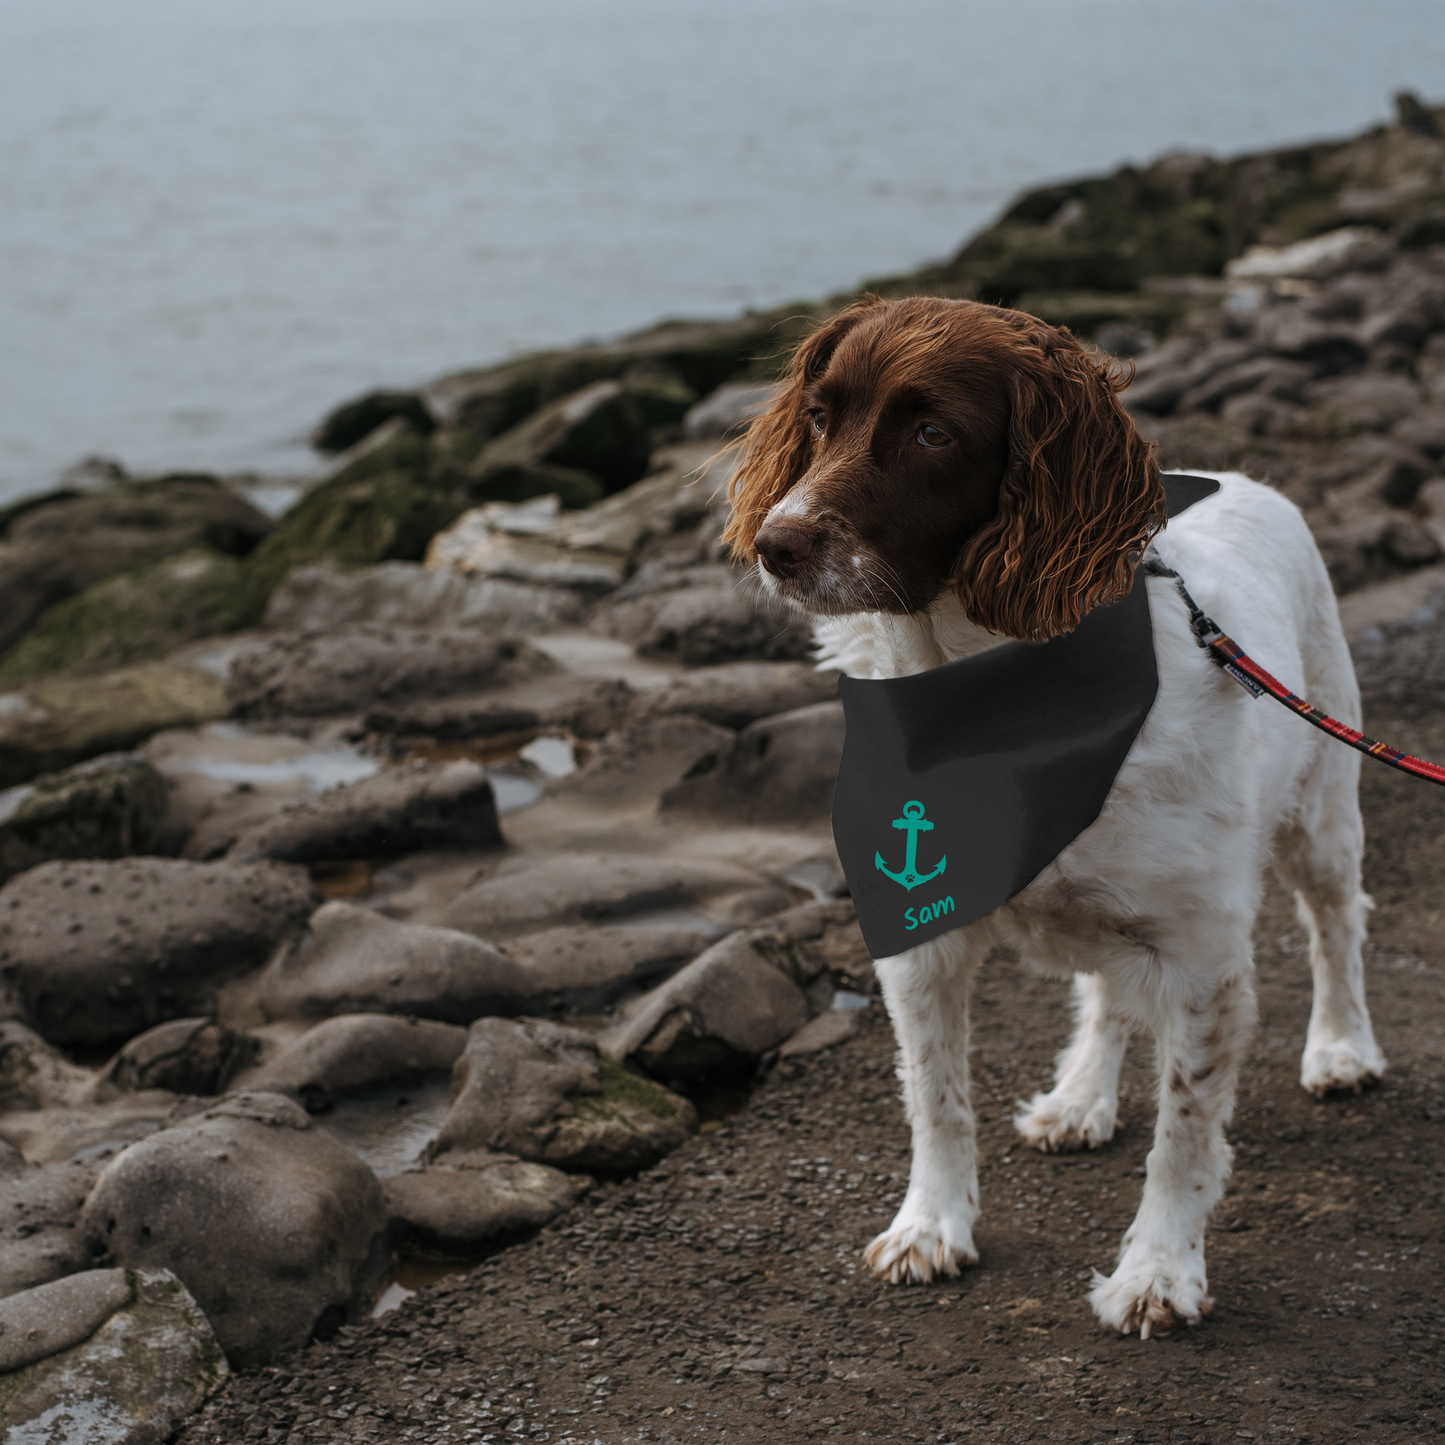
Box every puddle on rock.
[518,734,577,778]
[0,784,33,824]
[370,1256,481,1318]
[164,723,380,792]
[314,1076,452,1178]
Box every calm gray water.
[1,0,1441,502]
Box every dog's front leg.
[1089,949,1258,1337]
[865,928,986,1284]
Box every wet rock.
[0,662,227,789]
[0,1268,227,1443]
[0,858,317,1047]
[383,1156,584,1252]
[95,1018,256,1100]
[0,548,259,683]
[0,1267,133,1373]
[225,760,502,864]
[557,713,737,806]
[0,753,167,886]
[0,1020,94,1112]
[443,853,787,942]
[470,380,653,495]
[502,924,716,1014]
[80,1091,387,1368]
[0,475,274,657]
[1351,583,1445,704]
[684,381,782,439]
[590,563,814,664]
[600,900,870,1084]
[661,701,845,825]
[366,675,635,743]
[251,1014,467,1110]
[260,901,530,1024]
[264,560,584,635]
[0,1155,106,1298]
[226,627,556,720]
[628,661,840,730]
[312,389,436,453]
[431,1018,695,1174]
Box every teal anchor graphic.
[875,801,947,891]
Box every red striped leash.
[1144,559,1445,787]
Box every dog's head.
[724,295,1163,640]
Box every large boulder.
[0,548,258,684]
[0,1154,107,1299]
[95,1017,257,1100]
[660,700,846,825]
[226,627,556,720]
[263,560,583,635]
[0,474,274,657]
[225,760,503,864]
[382,1156,583,1252]
[0,662,227,789]
[365,674,635,743]
[442,853,790,941]
[260,901,531,1023]
[251,1014,467,1111]
[0,753,167,885]
[0,1268,227,1443]
[431,1018,695,1174]
[629,661,840,730]
[79,1091,388,1368]
[590,564,814,664]
[600,901,871,1084]
[0,858,318,1047]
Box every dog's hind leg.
[1014,971,1129,1152]
[865,927,987,1284]
[1090,938,1257,1337]
[1274,751,1385,1095]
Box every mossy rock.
[547,1054,696,1174]
[0,548,261,683]
[312,388,436,453]
[0,753,168,884]
[0,663,226,788]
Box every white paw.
[1089,1250,1212,1338]
[864,1200,979,1284]
[1301,1037,1386,1096]
[1014,1087,1117,1153]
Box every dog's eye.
[809,409,827,437]
[916,424,950,448]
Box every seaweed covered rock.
[0,753,167,884]
[0,857,318,1046]
[0,473,274,658]
[80,1091,387,1368]
[431,1017,695,1174]
[0,1268,228,1443]
[0,662,227,789]
[0,548,259,682]
[312,388,436,453]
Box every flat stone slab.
[0,1268,227,1444]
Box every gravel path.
[178,704,1445,1445]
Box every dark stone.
[0,858,318,1047]
[312,390,436,454]
[97,1017,257,1098]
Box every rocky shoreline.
[2,94,1444,1441]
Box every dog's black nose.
[755,519,816,579]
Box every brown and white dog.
[726,295,1384,1336]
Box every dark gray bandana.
[831,473,1219,958]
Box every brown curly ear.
[723,298,882,561]
[952,326,1163,640]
